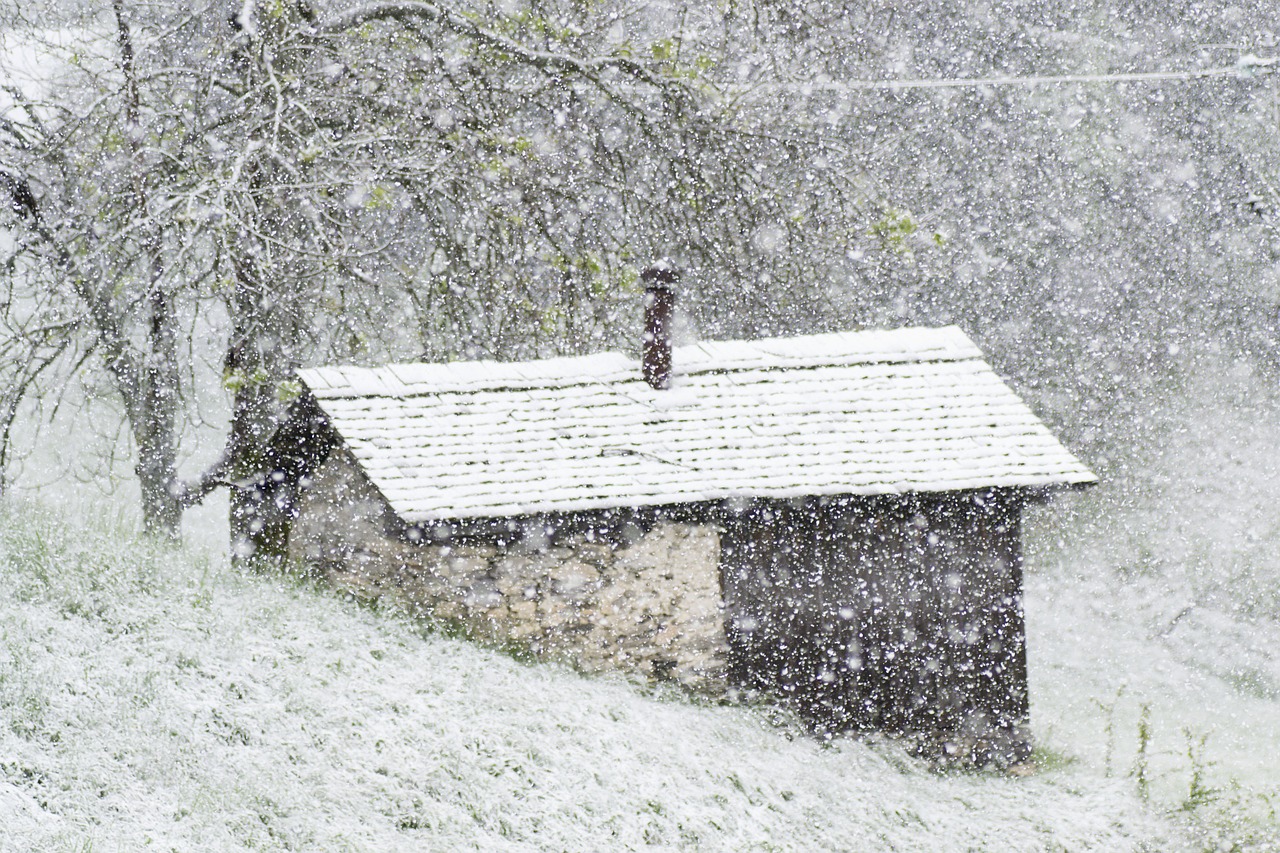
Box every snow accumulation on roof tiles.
[295,325,1097,523]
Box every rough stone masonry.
[287,448,730,689]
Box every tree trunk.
[224,251,301,567]
[135,441,182,539]
[227,380,288,568]
[114,0,184,541]
[132,288,183,540]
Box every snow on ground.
[1,501,1195,852]
[1026,568,1280,850]
[1024,361,1280,851]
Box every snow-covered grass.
[1027,564,1280,851]
[1024,362,1280,852]
[0,500,1206,852]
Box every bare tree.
[0,0,886,543]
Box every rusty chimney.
[641,265,677,390]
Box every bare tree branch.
[315,1,691,97]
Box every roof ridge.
[307,356,988,400]
[298,326,983,399]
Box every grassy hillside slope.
[1022,365,1280,852]
[0,501,1206,852]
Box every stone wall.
[287,449,729,690]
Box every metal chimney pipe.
[641,266,677,390]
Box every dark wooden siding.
[719,489,1027,735]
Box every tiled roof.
[297,326,1096,522]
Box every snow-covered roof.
[297,326,1096,523]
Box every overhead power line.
[749,54,1277,94]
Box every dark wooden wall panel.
[719,490,1027,737]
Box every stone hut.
[251,307,1094,747]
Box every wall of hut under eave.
[286,449,730,690]
[285,449,1032,757]
[718,490,1029,745]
